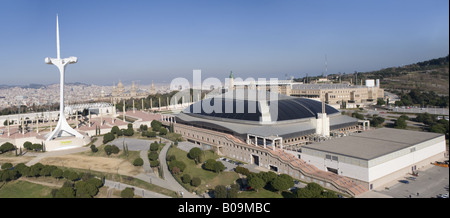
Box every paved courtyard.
[109,138,155,151]
[363,165,449,198]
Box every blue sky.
[0,0,448,86]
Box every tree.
[377,98,386,106]
[159,128,168,135]
[213,161,225,173]
[133,158,144,166]
[121,187,135,198]
[188,147,203,164]
[247,174,265,192]
[258,171,277,183]
[191,177,201,187]
[0,142,15,154]
[51,168,63,180]
[23,141,33,150]
[1,162,13,170]
[214,185,227,198]
[371,116,385,127]
[181,174,191,184]
[54,187,75,198]
[75,181,98,198]
[271,177,292,193]
[203,159,217,171]
[235,166,251,176]
[151,120,162,132]
[394,117,407,129]
[68,171,80,181]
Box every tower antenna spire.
[56,14,60,59]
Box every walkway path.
[103,179,171,198]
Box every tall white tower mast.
[45,15,84,141]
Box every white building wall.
[300,135,446,186]
[368,137,446,182]
[301,153,369,181]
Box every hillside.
[317,55,449,95]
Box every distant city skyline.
[0,0,448,86]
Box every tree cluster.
[53,175,104,198]
[414,113,449,139]
[213,184,240,198]
[395,90,449,107]
[294,182,338,198]
[203,159,225,173]
[104,144,120,156]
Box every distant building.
[228,72,384,108]
[110,80,155,104]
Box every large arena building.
[161,89,446,196]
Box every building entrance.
[252,154,259,166]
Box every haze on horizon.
[0,0,448,86]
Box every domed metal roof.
[183,90,339,123]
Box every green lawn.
[0,180,53,198]
[167,147,239,194]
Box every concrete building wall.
[368,136,446,182]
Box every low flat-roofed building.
[300,128,446,190]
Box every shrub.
[147,131,157,138]
[191,177,201,187]
[149,142,159,151]
[111,145,120,154]
[103,132,115,144]
[150,160,160,168]
[133,158,144,166]
[148,152,159,161]
[111,126,120,135]
[90,144,98,153]
[104,145,112,156]
[121,187,135,198]
[23,141,33,150]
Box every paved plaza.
[360,165,449,198]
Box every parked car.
[399,180,410,184]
